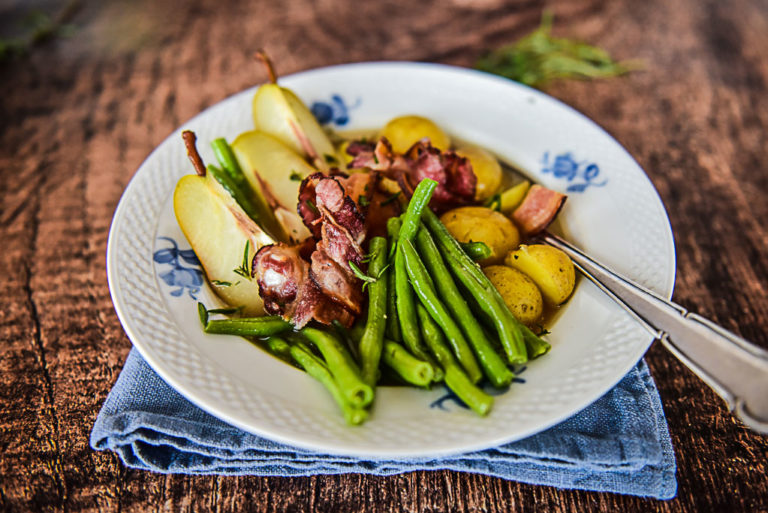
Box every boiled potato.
[505,244,575,305]
[440,206,520,265]
[483,266,543,326]
[455,145,502,201]
[379,115,451,153]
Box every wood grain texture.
[1,0,767,511]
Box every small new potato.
[455,145,502,201]
[483,266,543,326]
[379,115,451,153]
[505,244,575,305]
[440,206,520,265]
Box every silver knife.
[541,231,768,434]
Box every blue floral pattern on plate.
[541,152,607,192]
[311,94,360,126]
[430,366,528,412]
[153,236,204,299]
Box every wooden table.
[2,0,767,511]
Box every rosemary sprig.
[475,11,639,89]
[305,199,319,214]
[349,261,377,286]
[233,241,252,279]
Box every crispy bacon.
[512,184,567,236]
[260,171,373,327]
[252,243,354,328]
[297,172,324,238]
[346,137,476,213]
[252,244,306,317]
[310,249,363,314]
[314,176,366,243]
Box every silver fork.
[540,231,768,434]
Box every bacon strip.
[252,243,354,328]
[257,172,374,327]
[512,184,567,236]
[346,137,476,213]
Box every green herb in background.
[0,0,81,63]
[475,11,639,89]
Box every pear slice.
[173,173,274,315]
[231,130,314,242]
[252,84,341,171]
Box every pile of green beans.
[198,177,553,424]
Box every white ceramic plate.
[107,62,675,458]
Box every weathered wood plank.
[1,0,767,511]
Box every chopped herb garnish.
[361,248,377,263]
[380,191,401,206]
[324,153,338,164]
[233,241,252,279]
[358,195,370,207]
[372,154,379,164]
[376,262,392,279]
[349,261,377,289]
[475,11,638,89]
[289,170,302,181]
[211,280,233,287]
[305,199,319,214]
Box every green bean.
[385,218,402,342]
[289,341,368,425]
[399,178,438,241]
[460,241,492,261]
[359,236,389,386]
[211,138,245,184]
[522,325,551,359]
[209,140,287,242]
[300,327,373,408]
[394,234,438,374]
[401,239,483,383]
[203,317,292,337]
[265,336,292,359]
[382,339,434,387]
[422,209,528,364]
[416,305,493,416]
[415,227,514,388]
[444,367,493,416]
[332,320,360,362]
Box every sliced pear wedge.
[173,173,274,316]
[231,130,314,242]
[252,84,340,171]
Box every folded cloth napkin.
[91,349,676,499]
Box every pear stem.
[182,130,206,177]
[255,49,278,84]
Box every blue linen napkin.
[91,349,676,499]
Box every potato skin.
[505,244,575,305]
[455,145,502,201]
[379,115,451,153]
[483,265,543,326]
[440,207,520,265]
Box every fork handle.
[541,232,768,434]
